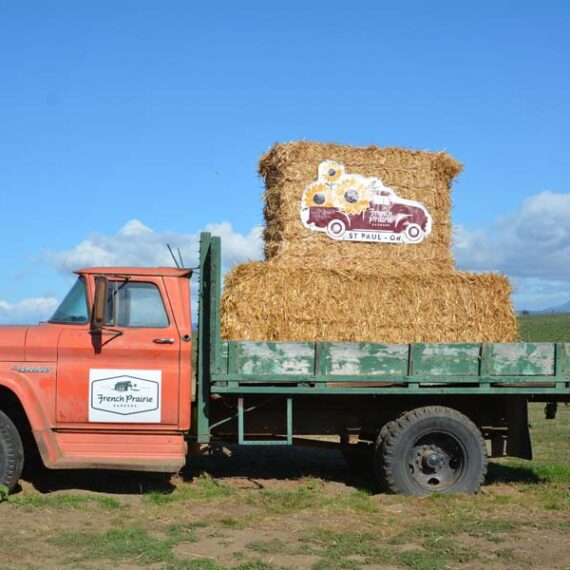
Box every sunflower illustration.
[332,177,371,215]
[318,160,344,184]
[303,182,334,208]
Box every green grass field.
[518,312,570,342]
[0,314,568,569]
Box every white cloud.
[4,194,569,323]
[0,220,263,324]
[454,192,570,280]
[0,296,59,325]
[453,191,570,310]
[39,220,263,322]
[204,222,263,268]
[45,220,263,273]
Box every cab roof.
[75,267,192,278]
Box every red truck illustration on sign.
[300,160,432,244]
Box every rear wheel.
[374,406,487,495]
[326,218,347,239]
[0,410,24,492]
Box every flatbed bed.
[195,234,569,484]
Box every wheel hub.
[409,438,465,491]
[422,451,444,471]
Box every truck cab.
[0,267,194,488]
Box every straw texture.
[221,263,517,343]
[260,141,462,271]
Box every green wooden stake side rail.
[196,232,570,444]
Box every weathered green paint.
[213,385,568,396]
[196,233,225,442]
[412,343,481,376]
[196,232,212,443]
[211,373,566,385]
[324,343,408,376]
[229,341,315,376]
[213,340,570,386]
[479,343,493,377]
[488,343,555,376]
[209,236,223,376]
[315,343,328,377]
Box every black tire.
[0,410,24,492]
[374,406,487,496]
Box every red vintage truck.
[0,233,568,495]
[301,187,432,243]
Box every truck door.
[56,277,181,428]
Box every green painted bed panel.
[325,343,408,376]
[488,343,555,376]
[217,341,569,380]
[228,341,315,376]
[412,344,481,376]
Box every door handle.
[153,338,175,344]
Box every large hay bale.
[221,263,518,343]
[260,141,462,272]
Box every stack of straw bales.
[221,142,517,343]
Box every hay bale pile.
[221,142,518,343]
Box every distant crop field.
[518,312,570,342]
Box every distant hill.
[536,300,570,314]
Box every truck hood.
[0,323,62,362]
[0,326,28,361]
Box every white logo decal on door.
[89,369,162,423]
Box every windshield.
[49,278,89,324]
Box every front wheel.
[0,410,24,492]
[374,406,487,495]
[404,223,424,243]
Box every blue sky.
[1,0,569,321]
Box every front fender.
[0,370,62,465]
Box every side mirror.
[91,276,108,333]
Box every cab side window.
[104,281,169,328]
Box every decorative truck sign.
[300,160,433,244]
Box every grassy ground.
[1,407,568,570]
[0,315,569,569]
